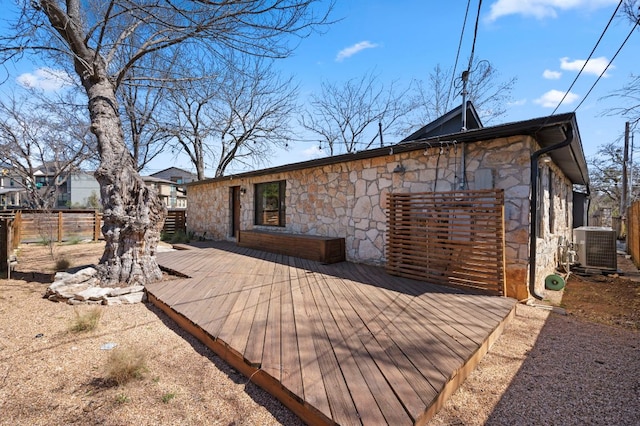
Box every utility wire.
[574,16,639,112]
[446,0,472,110]
[467,0,483,72]
[550,0,623,116]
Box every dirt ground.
[1,241,639,425]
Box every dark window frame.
[254,180,286,227]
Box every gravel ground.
[2,242,639,425]
[430,303,640,425]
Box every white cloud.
[543,69,562,80]
[534,89,579,108]
[487,0,619,22]
[335,41,379,62]
[302,145,324,159]
[16,68,73,91]
[508,98,527,106]
[560,56,613,77]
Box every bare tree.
[160,54,298,179]
[407,59,516,132]
[587,141,640,215]
[119,71,171,172]
[0,0,331,286]
[0,90,94,209]
[300,72,413,155]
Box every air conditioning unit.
[573,227,617,270]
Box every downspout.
[529,124,573,300]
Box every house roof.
[150,167,198,181]
[401,102,483,142]
[189,111,588,188]
[142,176,176,185]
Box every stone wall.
[187,135,574,299]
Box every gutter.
[529,124,574,300]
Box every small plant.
[69,307,102,333]
[169,229,189,244]
[55,258,71,271]
[105,346,148,385]
[66,236,83,245]
[161,391,177,403]
[115,393,130,404]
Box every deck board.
[150,242,516,425]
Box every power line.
[467,0,483,72]
[550,0,623,116]
[574,16,639,112]
[446,0,472,110]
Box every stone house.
[185,111,588,300]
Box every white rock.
[75,287,112,301]
[108,285,144,297]
[103,297,123,306]
[118,292,145,304]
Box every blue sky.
[2,0,638,176]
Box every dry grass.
[54,257,71,271]
[68,306,103,333]
[105,346,148,386]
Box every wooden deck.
[148,242,516,425]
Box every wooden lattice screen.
[386,189,506,295]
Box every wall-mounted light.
[240,187,246,195]
[540,155,552,164]
[393,164,406,174]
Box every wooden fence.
[627,201,640,267]
[163,210,186,236]
[1,209,186,245]
[386,189,506,296]
[12,210,102,244]
[0,218,12,276]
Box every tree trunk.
[86,79,166,286]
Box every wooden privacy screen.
[627,200,640,268]
[386,189,506,295]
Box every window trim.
[254,180,286,227]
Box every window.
[255,181,285,226]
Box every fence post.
[14,211,22,247]
[94,211,101,241]
[58,211,63,242]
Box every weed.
[65,236,83,245]
[115,393,130,404]
[55,258,71,271]
[152,376,160,383]
[69,307,102,333]
[169,230,189,244]
[105,346,148,385]
[162,391,177,403]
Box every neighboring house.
[142,176,187,209]
[185,108,588,300]
[0,164,26,209]
[32,164,101,208]
[150,167,198,186]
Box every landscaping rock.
[108,285,144,297]
[44,268,146,305]
[75,287,111,301]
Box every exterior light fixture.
[240,187,247,195]
[393,164,406,174]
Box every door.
[230,186,241,238]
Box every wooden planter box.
[238,230,345,264]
